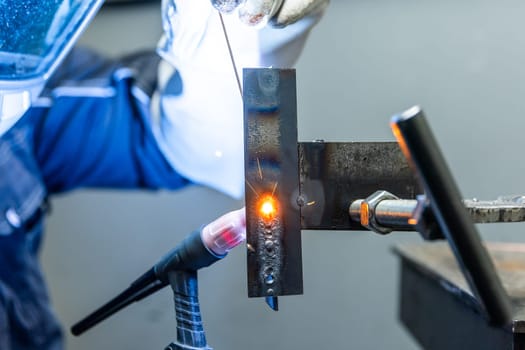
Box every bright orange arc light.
[261,201,275,216]
[259,195,277,220]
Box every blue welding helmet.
[0,0,104,136]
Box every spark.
[245,180,260,197]
[271,181,278,197]
[257,157,263,180]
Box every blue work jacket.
[0,48,189,349]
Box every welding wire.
[218,12,243,98]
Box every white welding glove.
[211,0,330,27]
[150,0,326,198]
[272,0,330,27]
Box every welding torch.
[71,208,245,349]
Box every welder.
[0,0,328,348]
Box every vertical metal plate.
[243,68,303,298]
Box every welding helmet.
[0,0,104,136]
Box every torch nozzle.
[201,207,246,256]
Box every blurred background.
[41,0,525,349]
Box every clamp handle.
[391,106,512,327]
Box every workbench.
[395,242,525,350]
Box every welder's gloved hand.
[212,0,329,28]
[272,0,330,27]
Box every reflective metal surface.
[298,142,420,230]
[350,196,525,229]
[244,68,303,299]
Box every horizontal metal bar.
[298,141,421,230]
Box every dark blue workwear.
[0,48,189,349]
